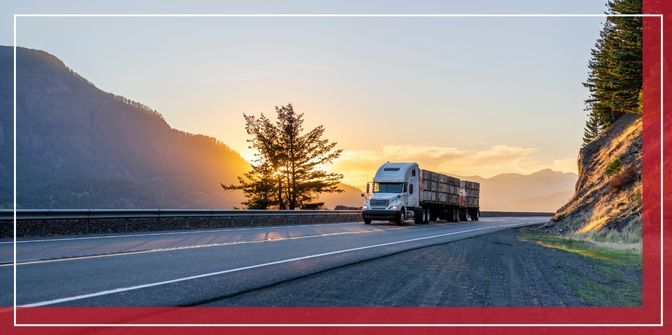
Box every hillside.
[0,46,253,208]
[454,169,577,212]
[545,114,642,244]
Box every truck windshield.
[373,182,403,193]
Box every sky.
[0,0,610,188]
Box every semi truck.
[361,162,480,225]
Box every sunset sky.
[1,0,609,188]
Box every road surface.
[0,217,547,307]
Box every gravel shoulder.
[207,225,641,307]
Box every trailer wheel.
[450,209,458,222]
[459,210,467,221]
[364,218,372,224]
[446,209,452,222]
[475,210,480,221]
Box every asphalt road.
[0,217,548,307]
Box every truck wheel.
[397,208,406,224]
[423,209,430,224]
[413,209,423,225]
[364,218,372,224]
[459,210,467,221]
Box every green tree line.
[583,0,642,146]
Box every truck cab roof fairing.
[373,162,418,183]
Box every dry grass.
[582,217,642,249]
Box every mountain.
[453,169,578,212]
[0,46,253,208]
[546,114,642,243]
[0,46,363,210]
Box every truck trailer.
[361,162,480,224]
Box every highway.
[0,217,548,307]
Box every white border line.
[12,13,664,17]
[659,12,665,327]
[11,13,664,327]
[12,12,17,328]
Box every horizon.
[3,3,607,188]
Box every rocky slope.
[546,114,642,244]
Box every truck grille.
[369,199,388,208]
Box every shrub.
[605,158,623,176]
[609,166,638,192]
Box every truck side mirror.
[397,194,401,199]
[360,192,365,197]
[366,183,370,194]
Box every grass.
[519,228,641,306]
[519,229,641,268]
[569,272,641,306]
[583,220,642,249]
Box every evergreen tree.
[583,109,602,145]
[583,0,641,135]
[223,104,343,209]
[222,113,281,209]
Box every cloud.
[330,144,576,188]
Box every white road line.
[0,221,364,245]
[20,222,536,307]
[0,226,412,267]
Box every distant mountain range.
[0,46,576,212]
[453,169,577,212]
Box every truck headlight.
[389,205,399,210]
[362,205,368,209]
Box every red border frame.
[2,0,670,333]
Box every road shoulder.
[208,226,642,307]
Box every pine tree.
[223,104,343,209]
[583,0,642,132]
[583,109,602,146]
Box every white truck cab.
[361,162,419,224]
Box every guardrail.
[0,209,552,239]
[0,209,363,239]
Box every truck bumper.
[362,209,401,221]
